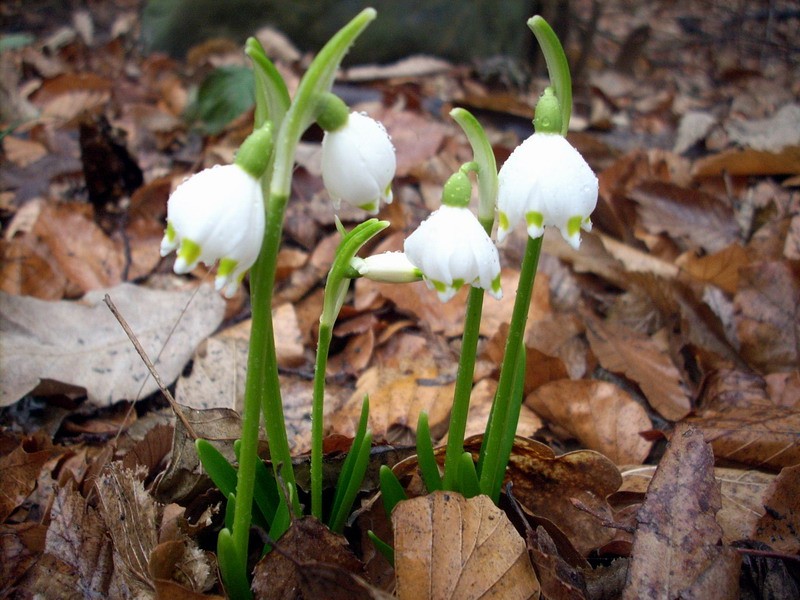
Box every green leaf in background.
[187,65,254,134]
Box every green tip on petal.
[525,211,544,229]
[441,171,472,208]
[175,238,201,273]
[451,278,465,290]
[432,280,448,294]
[359,200,378,213]
[567,215,583,237]
[491,274,502,295]
[218,257,238,277]
[165,221,176,242]
[498,211,510,232]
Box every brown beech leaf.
[457,378,543,441]
[393,491,540,600]
[251,517,365,600]
[329,332,457,445]
[687,404,800,471]
[752,464,800,554]
[0,431,58,521]
[622,425,740,600]
[693,145,800,177]
[525,379,653,465]
[0,236,67,300]
[24,482,114,598]
[677,243,751,295]
[585,317,691,421]
[620,466,776,545]
[733,261,800,373]
[479,436,623,556]
[0,522,47,596]
[526,526,592,600]
[32,202,125,293]
[0,283,225,406]
[629,181,740,253]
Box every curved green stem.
[528,16,572,136]
[478,235,542,501]
[311,321,333,519]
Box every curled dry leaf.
[525,379,653,465]
[393,491,540,600]
[677,243,751,295]
[622,425,740,600]
[585,317,691,421]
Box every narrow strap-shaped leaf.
[329,395,370,523]
[217,527,253,600]
[368,530,395,567]
[458,452,481,499]
[379,464,408,517]
[330,431,373,533]
[416,411,442,492]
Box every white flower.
[160,164,264,298]
[321,112,396,214]
[497,132,598,249]
[351,252,421,283]
[404,205,502,302]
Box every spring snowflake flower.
[497,88,598,249]
[321,112,396,214]
[160,125,273,298]
[404,172,502,302]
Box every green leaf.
[217,527,253,600]
[196,439,237,498]
[188,65,254,134]
[245,37,290,130]
[379,464,407,517]
[329,396,370,525]
[458,452,480,498]
[368,530,395,567]
[329,431,373,533]
[416,412,442,492]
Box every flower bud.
[351,252,422,283]
[321,112,396,214]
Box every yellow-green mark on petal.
[567,215,583,237]
[218,257,238,277]
[178,238,201,267]
[164,221,176,242]
[498,211,510,232]
[525,211,544,229]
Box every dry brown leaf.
[369,106,449,178]
[0,283,225,406]
[630,181,740,253]
[33,202,125,293]
[393,491,540,600]
[526,526,592,600]
[622,425,740,600]
[620,465,776,544]
[477,436,623,556]
[251,517,366,600]
[678,243,751,294]
[693,145,800,177]
[752,464,800,554]
[0,431,58,521]
[525,379,653,465]
[2,135,48,167]
[24,482,114,598]
[330,332,457,445]
[0,522,47,596]
[585,317,691,421]
[687,405,800,471]
[733,261,800,373]
[525,314,589,380]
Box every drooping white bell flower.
[404,172,502,302]
[497,88,598,249]
[321,111,396,214]
[160,125,272,298]
[351,251,422,283]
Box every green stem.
[441,285,485,490]
[478,235,542,501]
[311,321,333,519]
